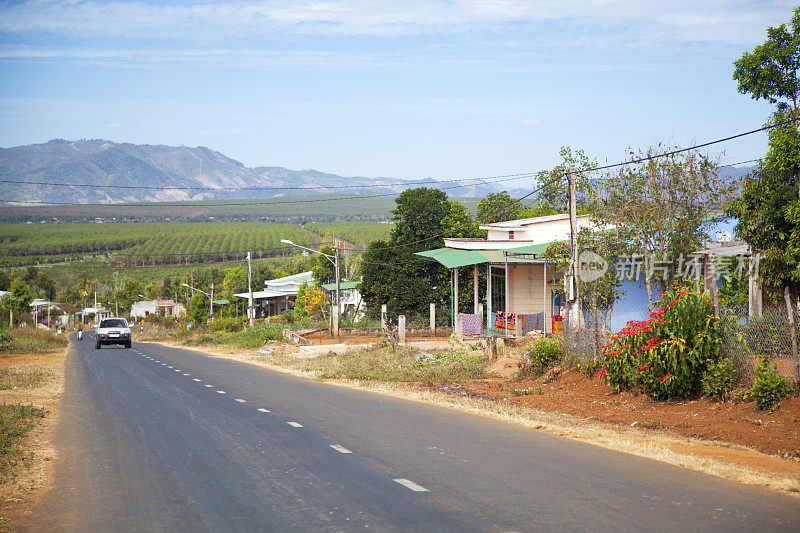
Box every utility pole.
[567,164,580,332]
[210,282,214,319]
[334,247,340,339]
[247,252,254,326]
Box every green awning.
[416,242,558,269]
[415,248,489,269]
[321,281,360,291]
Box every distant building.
[235,271,313,318]
[130,299,186,319]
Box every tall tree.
[476,192,524,224]
[733,6,799,197]
[733,7,799,121]
[728,111,800,299]
[361,188,452,317]
[593,145,733,309]
[534,146,597,212]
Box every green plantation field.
[0,195,484,223]
[0,221,320,267]
[305,221,394,246]
[0,195,404,222]
[0,220,404,277]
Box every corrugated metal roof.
[321,281,361,291]
[415,248,489,268]
[415,242,557,269]
[234,289,285,300]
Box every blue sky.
[0,1,796,188]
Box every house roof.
[416,242,555,269]
[234,289,286,300]
[479,213,590,230]
[266,271,313,285]
[321,281,361,291]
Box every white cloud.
[0,1,792,45]
[107,122,120,127]
[521,118,540,125]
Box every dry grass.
[0,345,67,530]
[1,329,67,355]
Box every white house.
[235,271,314,318]
[130,299,186,319]
[416,214,607,337]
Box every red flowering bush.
[599,285,721,400]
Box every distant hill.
[0,139,524,205]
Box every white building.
[130,299,186,319]
[235,271,314,318]
[417,214,606,336]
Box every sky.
[0,1,796,189]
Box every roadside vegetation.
[0,328,67,355]
[0,404,47,480]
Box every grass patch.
[0,328,68,355]
[0,369,48,390]
[305,346,489,383]
[0,404,47,478]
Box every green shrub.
[207,317,245,333]
[0,329,11,350]
[749,357,794,411]
[701,358,736,402]
[519,336,563,376]
[600,285,721,400]
[225,324,285,349]
[579,355,603,377]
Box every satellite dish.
[716,230,732,242]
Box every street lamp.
[182,282,214,318]
[281,239,340,338]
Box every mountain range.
[0,139,525,205]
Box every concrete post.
[430,303,435,332]
[381,304,387,329]
[473,264,479,314]
[398,315,406,344]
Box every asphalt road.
[24,335,800,532]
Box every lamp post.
[182,283,214,319]
[281,239,340,338]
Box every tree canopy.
[476,192,524,224]
[733,7,799,119]
[729,111,800,298]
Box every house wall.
[486,216,597,244]
[508,263,554,333]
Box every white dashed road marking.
[167,366,173,368]
[393,479,429,492]
[235,399,246,403]
[257,408,270,413]
[217,390,226,394]
[205,384,213,388]
[193,378,202,382]
[329,445,352,454]
[287,422,303,428]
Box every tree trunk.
[643,252,654,311]
[786,286,800,384]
